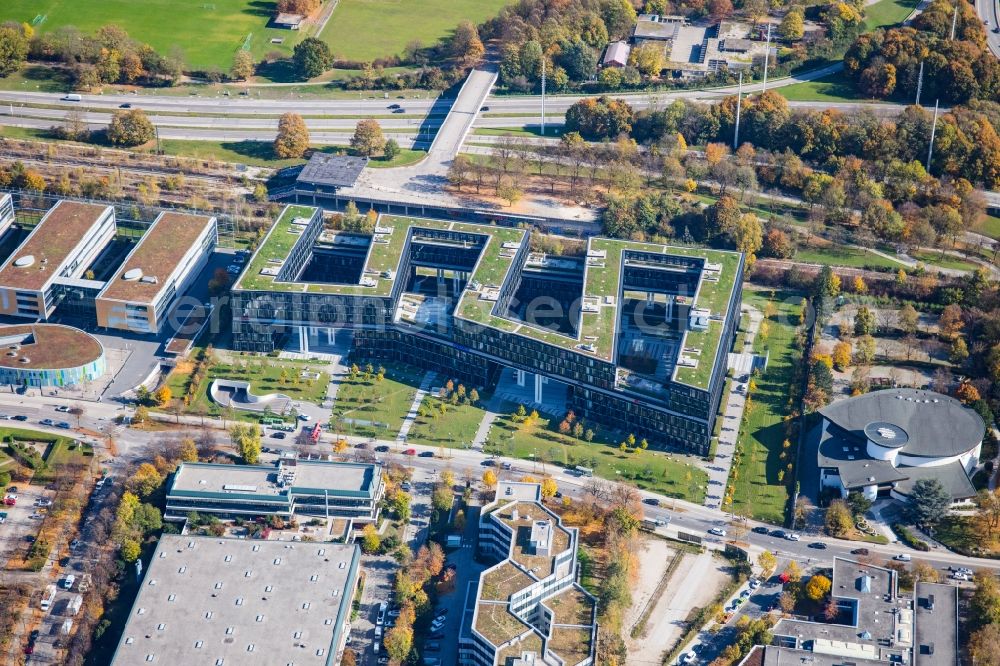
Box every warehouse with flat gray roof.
[110,535,360,666]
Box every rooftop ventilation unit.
[13,255,34,268]
[140,275,158,284]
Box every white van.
[62,94,82,102]
[41,584,57,610]
[61,574,76,589]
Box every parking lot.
[0,483,57,567]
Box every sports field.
[1,0,308,71]
[319,0,510,61]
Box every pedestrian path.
[396,371,437,442]
[471,394,506,450]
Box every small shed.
[274,13,304,30]
[602,41,631,68]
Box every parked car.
[425,641,441,652]
[680,650,697,664]
[61,574,75,589]
[271,432,287,439]
[298,414,311,421]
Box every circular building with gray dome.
[817,388,985,503]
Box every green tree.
[274,112,309,158]
[950,336,970,365]
[805,574,832,601]
[391,491,412,522]
[383,138,400,161]
[292,37,333,79]
[898,304,919,335]
[0,22,30,77]
[431,484,454,513]
[107,109,155,147]
[126,463,163,499]
[629,42,664,77]
[120,538,141,563]
[351,118,387,157]
[824,499,854,536]
[906,478,951,529]
[230,423,262,464]
[383,624,413,662]
[846,491,873,516]
[779,7,805,40]
[854,306,877,336]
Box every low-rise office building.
[96,211,217,334]
[756,557,959,666]
[0,200,115,319]
[817,388,985,503]
[0,323,105,387]
[0,193,14,234]
[231,206,743,453]
[110,535,361,666]
[459,481,598,666]
[165,459,384,524]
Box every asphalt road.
[976,0,1000,57]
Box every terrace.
[493,502,571,576]
[496,632,544,662]
[543,586,596,626]
[475,601,533,646]
[548,625,595,666]
[480,561,537,601]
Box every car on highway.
[643,497,660,506]
[119,102,132,108]
[298,414,311,421]
[0,414,9,420]
[851,548,870,556]
[387,103,400,109]
[894,553,912,562]
[403,448,416,456]
[808,542,827,549]
[952,572,971,581]
[784,533,800,541]
[418,451,434,458]
[708,527,727,537]
[39,418,54,426]
[770,529,786,538]
[55,405,71,412]
[392,107,405,113]
[57,421,71,429]
[752,526,769,534]
[375,445,390,452]
[12,415,27,421]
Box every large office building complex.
[164,459,385,524]
[459,481,598,666]
[110,535,361,666]
[96,211,217,333]
[0,323,106,387]
[230,205,743,452]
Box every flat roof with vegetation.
[235,209,741,389]
[99,212,215,304]
[0,324,103,370]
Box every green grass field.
[794,246,904,270]
[485,410,708,502]
[331,363,426,438]
[319,0,510,61]
[162,356,329,420]
[1,0,312,71]
[777,71,863,103]
[910,249,979,272]
[728,289,801,524]
[977,215,1000,240]
[0,428,93,483]
[405,396,485,448]
[864,0,919,30]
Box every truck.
[68,594,83,616]
[41,585,56,611]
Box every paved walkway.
[706,306,763,508]
[471,393,506,450]
[395,371,437,442]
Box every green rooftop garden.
[236,205,318,292]
[673,320,723,390]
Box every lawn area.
[319,0,511,61]
[777,71,862,103]
[405,396,486,448]
[794,245,904,270]
[728,288,802,524]
[331,363,427,438]
[0,428,93,484]
[158,140,427,168]
[484,410,708,502]
[910,249,980,272]
[162,355,329,420]
[864,0,919,30]
[977,214,1000,240]
[0,0,312,71]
